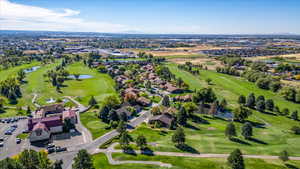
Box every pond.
[24,66,41,73]
[68,74,93,79]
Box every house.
[173,94,192,102]
[137,97,151,106]
[116,106,134,119]
[164,83,183,94]
[149,113,174,128]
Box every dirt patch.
[207,127,216,131]
[168,57,223,70]
[246,53,300,61]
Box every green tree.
[282,108,290,116]
[88,96,97,107]
[172,127,185,146]
[136,135,147,150]
[279,150,289,162]
[53,160,63,169]
[246,93,255,108]
[177,107,187,126]
[162,95,170,107]
[225,123,237,139]
[73,149,94,169]
[241,122,253,139]
[291,111,298,121]
[233,106,252,122]
[227,149,245,169]
[119,131,133,150]
[205,78,212,85]
[265,99,274,111]
[116,120,127,133]
[238,95,246,105]
[256,100,265,113]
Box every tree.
[88,96,97,107]
[53,160,63,169]
[296,92,300,103]
[279,150,289,162]
[183,102,197,117]
[26,106,31,116]
[233,106,252,122]
[145,80,151,89]
[176,77,184,88]
[18,149,40,169]
[177,107,188,126]
[172,127,185,146]
[241,122,253,139]
[246,93,255,108]
[119,131,133,150]
[225,123,237,139]
[17,69,26,82]
[73,149,95,169]
[209,101,218,117]
[205,78,212,85]
[162,95,170,107]
[99,105,110,122]
[282,108,290,116]
[136,135,147,150]
[116,120,127,133]
[256,100,265,113]
[265,99,274,111]
[227,149,245,169]
[63,118,75,132]
[219,99,227,112]
[108,110,119,122]
[0,158,22,169]
[291,111,298,121]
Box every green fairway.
[167,63,300,111]
[80,110,111,140]
[125,64,300,156]
[92,153,300,169]
[0,62,39,81]
[19,62,117,107]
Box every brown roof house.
[149,113,175,128]
[173,94,192,102]
[164,83,183,94]
[137,97,151,107]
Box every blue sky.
[1,0,300,34]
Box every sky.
[0,0,300,34]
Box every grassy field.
[167,63,300,111]
[0,62,39,81]
[19,62,117,107]
[80,110,111,140]
[123,64,300,156]
[16,133,29,139]
[0,108,25,118]
[92,153,300,169]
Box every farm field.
[92,153,300,169]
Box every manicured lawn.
[167,63,300,112]
[92,152,300,169]
[19,62,117,107]
[0,62,39,81]
[0,108,25,118]
[80,110,111,140]
[125,64,300,156]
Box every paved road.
[50,105,154,169]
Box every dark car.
[0,138,4,142]
[5,131,12,135]
[16,138,21,144]
[47,148,55,154]
[55,146,67,152]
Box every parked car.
[55,146,67,152]
[0,138,4,142]
[47,148,55,154]
[5,131,12,135]
[0,142,3,147]
[47,144,55,149]
[16,138,21,144]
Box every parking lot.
[0,117,30,160]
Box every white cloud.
[0,0,134,33]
